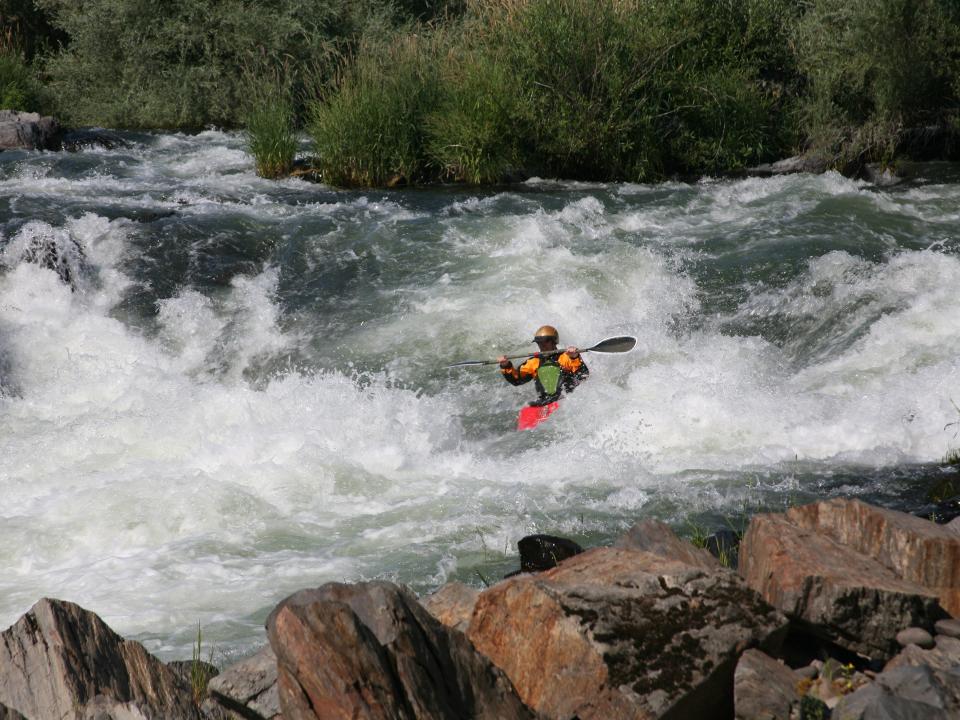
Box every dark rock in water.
[705,529,740,569]
[14,230,86,288]
[0,597,200,719]
[517,534,583,573]
[266,581,535,720]
[202,645,280,720]
[0,110,60,151]
[60,127,129,152]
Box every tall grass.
[310,31,443,186]
[244,70,298,179]
[307,0,803,185]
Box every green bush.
[794,0,960,165]
[0,47,47,113]
[32,0,400,128]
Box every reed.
[309,31,442,187]
[244,72,299,179]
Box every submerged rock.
[0,598,200,720]
[516,534,583,573]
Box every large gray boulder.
[740,508,947,660]
[266,581,536,720]
[733,649,799,720]
[0,598,200,720]
[0,110,60,151]
[201,645,280,720]
[467,546,788,720]
[833,664,960,720]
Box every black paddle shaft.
[447,335,637,368]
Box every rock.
[60,128,129,152]
[935,618,960,638]
[745,154,831,177]
[0,703,27,720]
[733,649,798,720]
[613,519,720,570]
[0,598,200,720]
[467,547,788,720]
[420,582,479,633]
[0,110,60,151]
[833,665,960,720]
[896,627,935,649]
[201,646,279,720]
[885,634,960,672]
[786,498,960,616]
[517,534,583,573]
[740,510,946,660]
[266,581,536,720]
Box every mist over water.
[2,131,960,660]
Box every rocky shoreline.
[1,498,959,719]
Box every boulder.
[517,534,583,573]
[60,127,128,152]
[733,649,798,720]
[201,646,279,720]
[884,634,960,672]
[739,511,947,660]
[266,581,536,720]
[896,627,934,649]
[0,598,200,720]
[787,499,960,616]
[833,664,960,720]
[420,582,479,633]
[0,110,60,151]
[613,519,721,570]
[467,547,788,720]
[0,703,27,720]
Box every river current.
[2,131,959,662]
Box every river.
[1,130,959,663]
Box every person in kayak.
[498,325,589,406]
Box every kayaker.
[498,325,589,406]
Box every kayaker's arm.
[500,356,536,386]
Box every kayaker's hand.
[566,346,579,358]
[498,355,512,368]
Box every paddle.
[447,335,637,368]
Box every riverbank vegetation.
[3,0,960,184]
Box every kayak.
[517,401,559,431]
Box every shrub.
[32,0,399,128]
[794,0,960,165]
[0,32,48,113]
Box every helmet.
[532,325,559,343]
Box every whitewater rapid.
[2,132,960,660]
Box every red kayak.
[517,402,559,431]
